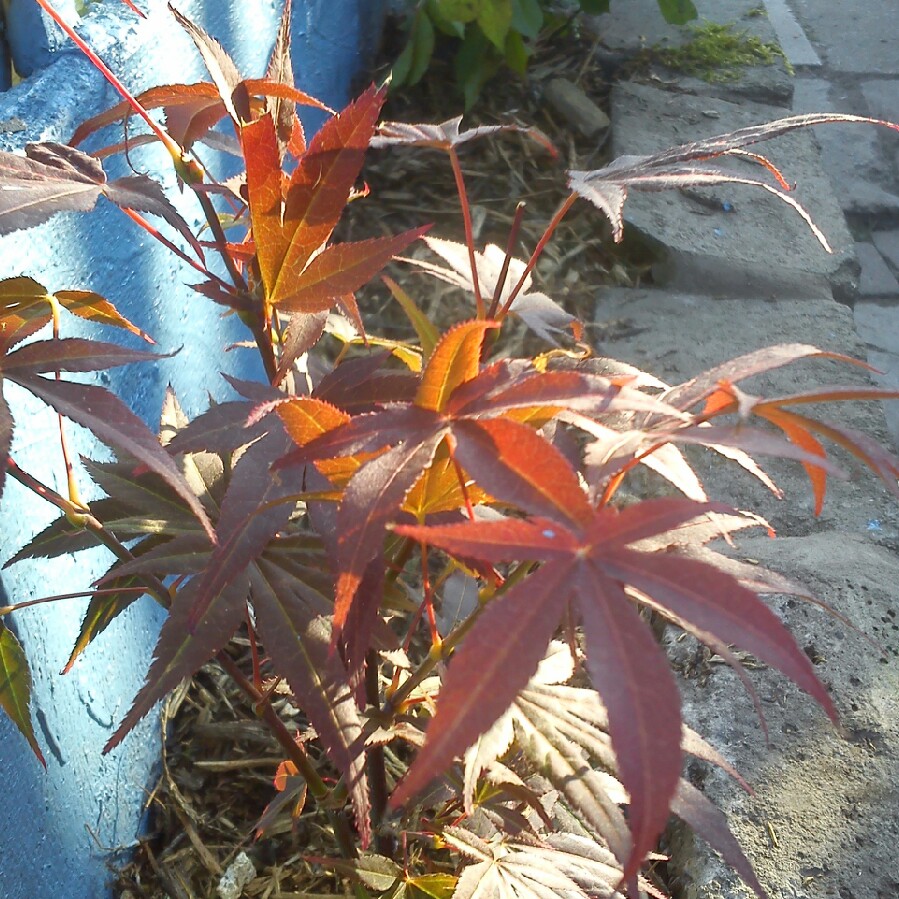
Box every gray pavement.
[587,2,899,897]
[767,0,899,454]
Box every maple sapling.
[0,2,898,897]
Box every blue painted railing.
[0,2,382,896]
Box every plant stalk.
[5,458,171,606]
[501,192,578,315]
[384,560,534,715]
[215,651,359,860]
[365,650,393,857]
[487,201,527,321]
[448,147,485,317]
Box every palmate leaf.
[0,346,212,543]
[271,84,388,301]
[273,311,329,386]
[569,113,899,243]
[69,79,328,153]
[2,337,159,375]
[0,142,200,252]
[0,624,45,767]
[306,853,402,892]
[332,435,444,632]
[63,563,161,675]
[184,430,296,633]
[255,760,307,838]
[698,378,899,512]
[98,416,372,836]
[0,391,11,501]
[463,641,765,895]
[239,88,414,316]
[393,499,836,886]
[104,573,248,753]
[242,113,288,299]
[269,322,689,644]
[7,375,215,542]
[0,278,55,352]
[445,827,636,899]
[264,0,303,155]
[249,563,370,844]
[517,668,767,894]
[273,228,432,314]
[168,2,247,124]
[415,320,497,412]
[53,290,154,342]
[0,277,153,349]
[463,642,631,860]
[414,237,577,343]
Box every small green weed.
[654,19,792,82]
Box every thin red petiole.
[500,192,578,316]
[47,295,86,510]
[448,147,484,317]
[420,543,441,649]
[120,207,210,272]
[487,201,527,320]
[247,608,263,692]
[453,456,476,521]
[0,587,147,617]
[33,0,182,161]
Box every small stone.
[543,78,610,141]
[217,851,256,899]
[0,117,26,134]
[856,242,899,299]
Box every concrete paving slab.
[853,301,899,449]
[872,229,899,271]
[668,531,899,899]
[592,285,899,899]
[854,300,899,356]
[867,348,899,451]
[588,0,793,107]
[787,0,899,75]
[791,77,899,221]
[760,0,820,67]
[610,83,859,301]
[856,242,899,299]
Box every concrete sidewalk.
[586,2,899,897]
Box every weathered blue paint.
[3,0,78,77]
[0,11,12,91]
[0,2,382,896]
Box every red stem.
[448,148,484,318]
[120,208,211,274]
[487,201,527,321]
[500,192,578,316]
[33,0,181,160]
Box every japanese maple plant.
[1,1,898,896]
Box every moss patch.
[653,20,792,82]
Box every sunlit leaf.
[0,625,45,767]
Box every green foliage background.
[391,0,698,108]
